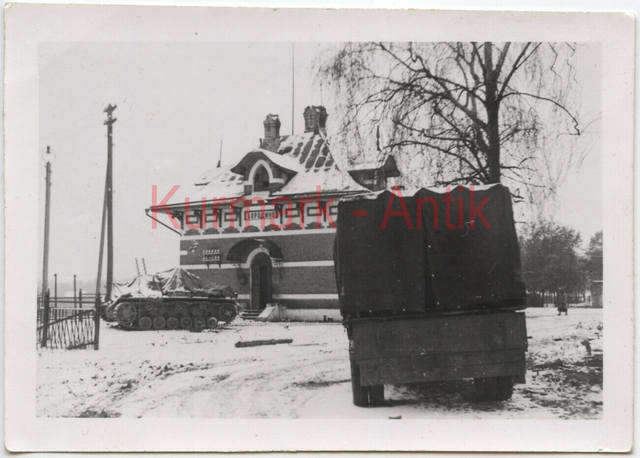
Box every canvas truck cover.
[335,196,427,315]
[335,184,526,316]
[416,185,525,310]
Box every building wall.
[179,229,339,311]
[180,197,339,235]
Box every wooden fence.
[526,291,587,307]
[37,290,100,350]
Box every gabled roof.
[172,167,246,203]
[348,154,400,177]
[274,133,368,194]
[274,164,367,196]
[230,148,303,176]
[268,132,368,195]
[166,131,369,207]
[277,132,335,170]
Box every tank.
[103,267,240,331]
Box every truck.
[334,184,528,406]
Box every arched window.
[253,166,270,192]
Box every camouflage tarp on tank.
[113,267,234,299]
[112,274,163,299]
[156,267,234,297]
[156,267,203,294]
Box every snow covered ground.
[36,307,602,419]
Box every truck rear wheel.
[350,359,385,407]
[368,384,385,406]
[350,360,369,407]
[495,376,514,400]
[474,376,513,401]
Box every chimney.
[261,114,281,151]
[303,106,328,134]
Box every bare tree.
[319,42,585,198]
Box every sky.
[38,42,601,291]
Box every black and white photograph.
[3,5,634,453]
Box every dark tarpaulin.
[416,185,525,311]
[335,192,426,315]
[335,185,525,316]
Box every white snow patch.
[37,308,602,419]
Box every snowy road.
[37,308,602,419]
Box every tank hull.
[108,296,239,331]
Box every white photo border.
[4,5,634,452]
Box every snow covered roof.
[171,167,246,204]
[230,148,304,176]
[273,159,368,196]
[277,132,334,170]
[269,132,369,195]
[348,154,400,177]
[160,130,370,208]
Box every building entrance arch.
[250,252,272,311]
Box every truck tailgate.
[351,312,527,386]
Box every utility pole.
[217,139,223,168]
[104,104,117,302]
[93,167,108,350]
[291,43,295,135]
[93,103,116,351]
[54,273,58,308]
[41,147,53,298]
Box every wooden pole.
[291,43,295,135]
[79,288,83,309]
[93,171,108,350]
[41,290,50,348]
[54,273,58,308]
[104,104,117,302]
[41,151,52,298]
[73,274,77,308]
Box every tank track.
[110,297,238,331]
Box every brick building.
[149,106,399,320]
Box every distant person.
[556,289,568,316]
